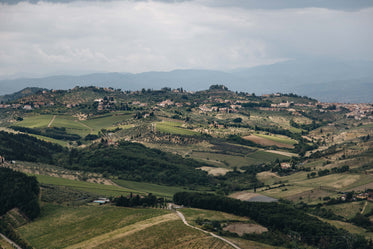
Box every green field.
[51,115,90,137]
[190,150,289,169]
[16,114,54,128]
[29,134,68,146]
[33,174,137,197]
[113,179,191,198]
[15,203,273,249]
[156,121,199,136]
[81,112,133,134]
[15,114,90,138]
[17,204,240,249]
[326,201,367,219]
[255,133,297,145]
[17,204,169,249]
[14,112,133,139]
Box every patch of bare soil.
[223,223,268,236]
[229,191,277,202]
[265,149,298,157]
[198,166,232,176]
[73,113,88,120]
[229,192,260,201]
[242,135,294,149]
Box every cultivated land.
[1,85,373,248]
[243,134,295,148]
[17,205,170,249]
[34,174,135,197]
[17,204,250,249]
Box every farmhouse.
[280,162,291,169]
[157,99,174,107]
[23,105,32,110]
[93,198,110,204]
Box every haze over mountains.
[1,59,372,103]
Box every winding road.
[176,211,241,249]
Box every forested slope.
[61,141,211,186]
[0,131,65,163]
[0,167,40,219]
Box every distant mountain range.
[1,59,372,103]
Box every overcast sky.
[0,0,373,78]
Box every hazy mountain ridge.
[0,87,47,103]
[1,59,372,103]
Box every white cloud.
[0,0,372,78]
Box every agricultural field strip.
[33,174,139,196]
[47,115,56,128]
[264,149,298,157]
[113,179,188,198]
[76,121,93,134]
[155,121,199,136]
[243,134,294,148]
[255,133,297,145]
[27,134,68,146]
[0,233,22,249]
[176,211,241,249]
[64,213,179,249]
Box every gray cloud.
[2,0,373,11]
[0,0,372,78]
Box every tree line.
[0,167,40,219]
[11,126,81,141]
[0,167,40,249]
[114,193,164,208]
[0,131,65,163]
[59,141,212,187]
[173,192,371,249]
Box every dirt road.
[0,233,22,249]
[48,115,56,127]
[176,211,241,249]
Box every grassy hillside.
[34,174,135,197]
[17,204,252,249]
[113,179,192,198]
[0,86,372,248]
[17,205,169,249]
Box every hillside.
[0,85,372,248]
